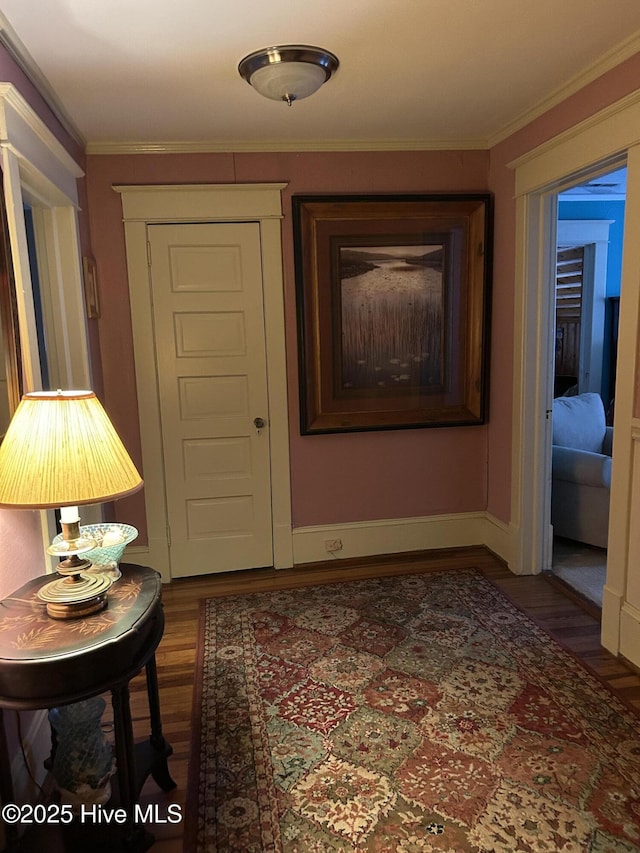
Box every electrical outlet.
[325,538,343,553]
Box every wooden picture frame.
[82,256,100,319]
[292,193,493,434]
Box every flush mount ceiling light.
[238,44,339,106]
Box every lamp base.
[44,594,109,620]
[37,573,112,620]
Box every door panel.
[148,222,272,576]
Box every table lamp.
[0,390,143,618]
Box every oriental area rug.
[184,569,640,852]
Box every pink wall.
[85,150,491,538]
[85,50,640,547]
[1,37,638,565]
[0,510,45,599]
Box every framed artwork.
[82,256,100,319]
[292,193,493,434]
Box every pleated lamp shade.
[0,390,143,509]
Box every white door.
[147,221,273,577]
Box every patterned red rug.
[184,569,640,852]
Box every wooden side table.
[0,563,176,852]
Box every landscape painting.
[292,194,492,434]
[338,242,445,395]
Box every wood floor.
[12,547,639,852]
[124,545,640,853]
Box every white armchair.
[551,392,612,549]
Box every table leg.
[112,685,135,813]
[145,655,176,792]
[0,709,18,853]
[111,686,153,852]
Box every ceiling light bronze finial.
[238,45,339,106]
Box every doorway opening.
[548,166,626,612]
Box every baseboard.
[479,513,516,570]
[601,578,640,669]
[292,511,515,568]
[126,543,151,563]
[125,542,164,578]
[601,583,624,654]
[128,512,516,581]
[619,600,640,670]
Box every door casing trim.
[116,183,292,581]
[509,90,640,662]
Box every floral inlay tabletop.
[0,564,161,661]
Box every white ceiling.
[1,0,640,153]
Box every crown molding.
[0,13,85,148]
[508,87,640,174]
[489,28,640,148]
[78,30,640,158]
[85,137,490,155]
[2,9,637,160]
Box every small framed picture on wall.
[82,256,100,319]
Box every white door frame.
[509,89,640,662]
[116,184,293,582]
